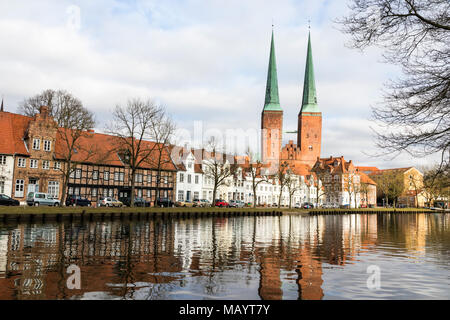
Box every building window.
[180,173,184,183]
[43,160,50,170]
[0,180,4,194]
[44,140,51,152]
[18,158,26,168]
[15,180,24,197]
[195,175,199,184]
[92,188,97,197]
[75,169,82,179]
[114,172,119,181]
[147,174,152,184]
[103,189,108,197]
[54,161,61,170]
[119,172,124,181]
[135,173,143,183]
[137,189,142,197]
[93,170,99,180]
[48,181,59,197]
[104,171,109,181]
[0,155,6,165]
[108,189,113,197]
[187,174,191,184]
[147,189,151,198]
[194,192,199,200]
[32,138,40,150]
[188,162,192,169]
[178,191,184,201]
[30,159,38,169]
[74,187,80,196]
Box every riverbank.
[0,206,441,224]
[0,206,439,215]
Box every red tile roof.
[0,112,31,155]
[55,129,177,170]
[0,110,176,171]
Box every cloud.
[0,0,441,168]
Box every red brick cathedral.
[261,30,321,174]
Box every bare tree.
[359,182,371,207]
[245,148,268,208]
[274,161,289,208]
[372,170,405,207]
[421,164,450,207]
[202,137,238,205]
[147,110,176,206]
[21,89,96,206]
[337,0,450,171]
[285,172,301,209]
[106,99,160,207]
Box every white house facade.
[0,154,14,197]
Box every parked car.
[0,194,20,206]
[97,197,123,207]
[340,204,350,209]
[27,192,60,206]
[176,200,195,207]
[192,199,203,207]
[229,200,245,208]
[66,195,92,207]
[214,199,229,207]
[200,199,211,207]
[302,202,314,209]
[294,202,301,209]
[156,198,175,207]
[119,196,150,207]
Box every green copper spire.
[300,31,320,113]
[263,30,282,111]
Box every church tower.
[261,29,283,168]
[297,31,322,166]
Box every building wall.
[261,110,283,170]
[0,155,14,196]
[175,154,203,201]
[12,109,62,203]
[297,112,322,167]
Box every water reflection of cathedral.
[0,214,436,300]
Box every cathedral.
[261,29,322,174]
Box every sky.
[0,0,441,169]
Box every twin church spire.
[263,28,319,113]
[263,30,282,111]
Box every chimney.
[39,105,49,117]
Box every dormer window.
[32,138,40,150]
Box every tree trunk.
[212,184,217,207]
[278,188,282,208]
[252,184,257,208]
[130,168,136,208]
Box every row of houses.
[0,106,379,207]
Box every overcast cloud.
[0,0,441,169]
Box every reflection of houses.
[0,214,394,300]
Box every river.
[0,213,448,299]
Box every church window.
[308,146,313,151]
